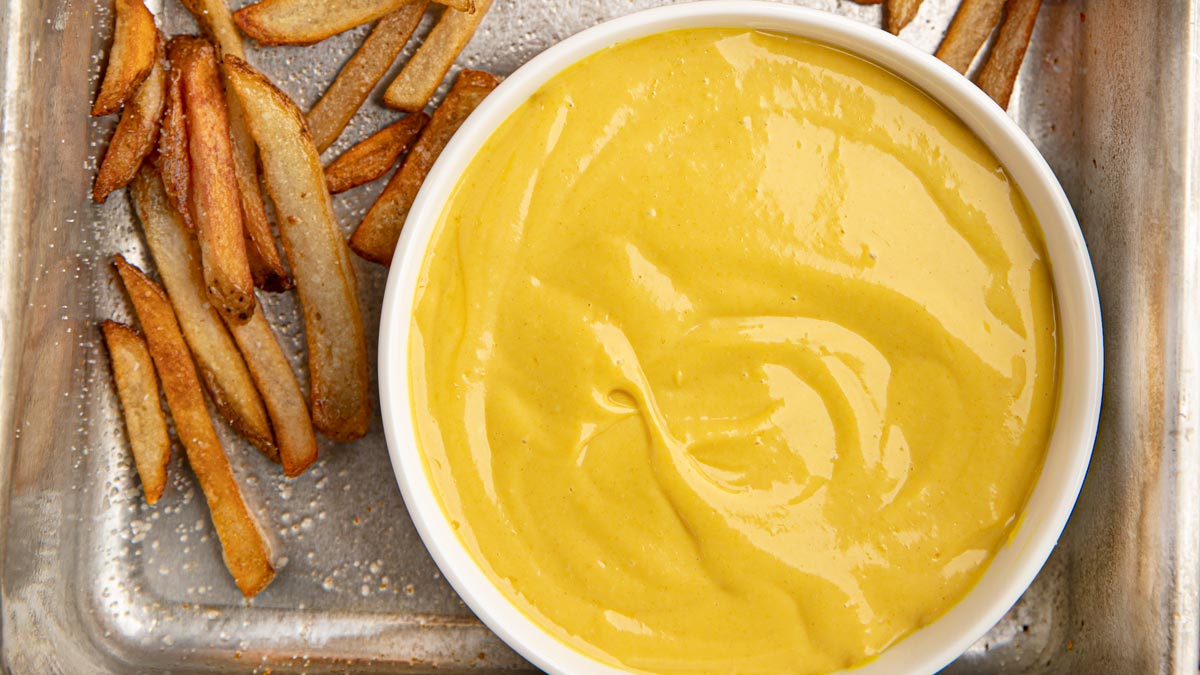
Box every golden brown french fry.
[307,2,429,152]
[225,56,372,441]
[382,0,493,112]
[159,58,194,231]
[936,0,1006,73]
[114,254,276,597]
[130,165,278,462]
[354,69,499,264]
[226,311,319,477]
[132,165,317,476]
[885,0,923,34]
[180,0,293,292]
[976,0,1043,109]
[94,35,167,203]
[101,320,171,505]
[180,0,247,59]
[93,0,158,116]
[170,36,256,324]
[234,0,461,47]
[325,113,428,194]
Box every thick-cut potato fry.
[101,320,171,504]
[94,36,167,203]
[180,0,247,59]
[936,0,1005,73]
[130,165,278,462]
[180,0,293,292]
[132,166,317,476]
[354,69,499,264]
[93,0,158,116]
[325,113,428,194]
[382,0,493,112]
[233,0,463,47]
[159,59,194,230]
[226,310,319,477]
[225,56,372,441]
[976,0,1042,109]
[307,3,429,152]
[171,36,256,323]
[885,0,923,34]
[114,255,276,597]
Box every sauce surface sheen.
[411,28,1058,674]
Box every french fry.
[976,0,1043,109]
[132,166,317,477]
[101,320,171,504]
[233,0,465,47]
[94,35,167,203]
[159,60,194,230]
[307,2,429,153]
[92,0,158,116]
[325,113,428,194]
[885,0,923,34]
[225,56,372,441]
[130,165,277,461]
[353,69,499,264]
[936,0,1006,73]
[181,0,293,292]
[170,36,256,323]
[382,0,493,112]
[226,310,319,477]
[114,254,276,597]
[180,0,247,59]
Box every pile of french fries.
[94,0,500,596]
[867,0,1042,109]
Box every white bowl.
[378,3,1104,673]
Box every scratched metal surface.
[0,0,1197,673]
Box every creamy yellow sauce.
[411,28,1058,674]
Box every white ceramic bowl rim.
[379,4,1104,674]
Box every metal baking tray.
[1,0,1197,672]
